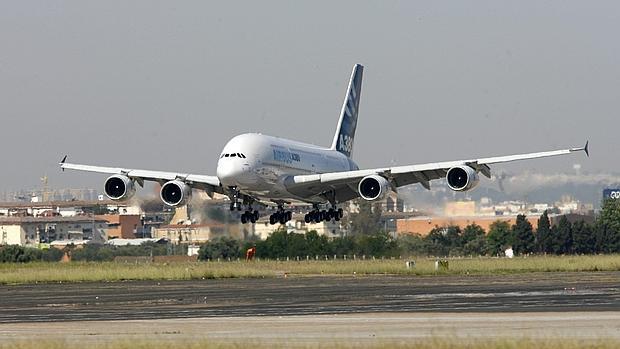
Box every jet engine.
[446,166,480,192]
[160,180,192,206]
[104,175,136,200]
[358,174,390,201]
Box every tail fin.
[330,64,363,158]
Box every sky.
[0,1,618,192]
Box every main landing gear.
[304,206,343,224]
[241,210,259,224]
[269,206,292,225]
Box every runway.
[0,271,618,323]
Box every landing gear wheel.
[314,211,321,223]
[304,214,311,223]
[240,213,248,224]
[286,211,292,221]
[253,210,259,221]
[269,215,276,225]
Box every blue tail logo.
[331,64,363,158]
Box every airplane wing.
[285,142,589,203]
[59,157,223,196]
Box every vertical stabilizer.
[330,64,363,158]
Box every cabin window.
[224,154,230,157]
[230,153,237,157]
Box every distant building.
[151,222,245,244]
[444,201,476,216]
[0,216,108,246]
[96,214,143,239]
[396,213,594,236]
[253,218,344,239]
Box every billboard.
[603,189,620,199]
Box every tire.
[269,215,276,225]
[253,210,259,221]
[314,212,321,223]
[286,211,292,221]
[304,214,311,223]
[241,214,248,224]
[338,208,344,219]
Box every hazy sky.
[0,1,618,192]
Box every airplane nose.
[217,161,245,185]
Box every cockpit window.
[221,153,246,159]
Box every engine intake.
[104,175,135,200]
[446,166,480,191]
[160,180,192,206]
[358,175,390,201]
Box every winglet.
[60,155,67,172]
[570,141,589,157]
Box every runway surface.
[0,271,618,323]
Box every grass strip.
[0,254,618,284]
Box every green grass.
[1,338,620,349]
[0,254,619,284]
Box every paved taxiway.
[0,272,618,323]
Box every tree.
[197,237,241,260]
[305,230,329,256]
[572,220,594,254]
[462,224,487,256]
[397,233,429,256]
[551,216,572,254]
[357,232,398,257]
[595,198,620,253]
[536,211,552,253]
[512,215,535,255]
[486,221,511,256]
[422,226,462,256]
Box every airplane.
[60,64,589,225]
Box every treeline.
[0,245,64,263]
[0,242,178,263]
[198,230,399,261]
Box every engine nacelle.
[358,174,391,201]
[160,180,192,206]
[104,175,136,201]
[446,166,480,191]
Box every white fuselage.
[216,133,359,203]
